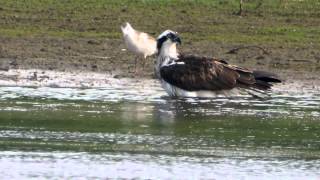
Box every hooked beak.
[174,36,181,45]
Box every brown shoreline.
[1,36,320,84]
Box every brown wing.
[160,54,257,91]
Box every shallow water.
[0,79,320,179]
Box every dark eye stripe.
[157,36,167,50]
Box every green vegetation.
[0,0,319,46]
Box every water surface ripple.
[0,80,320,179]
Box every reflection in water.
[0,84,319,119]
[120,103,153,123]
[0,82,320,178]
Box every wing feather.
[160,55,255,91]
[160,54,281,92]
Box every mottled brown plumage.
[160,54,281,92]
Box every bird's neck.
[121,23,135,36]
[155,43,179,79]
[159,43,179,59]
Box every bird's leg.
[141,57,146,72]
[134,56,138,75]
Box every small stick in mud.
[226,45,270,55]
[236,0,244,16]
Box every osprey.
[155,30,281,97]
[121,22,157,73]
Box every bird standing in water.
[155,30,281,97]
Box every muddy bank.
[0,68,156,88]
[0,36,320,83]
[0,68,319,98]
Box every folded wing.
[160,54,280,91]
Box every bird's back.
[160,54,281,92]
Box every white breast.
[125,33,157,57]
[161,80,242,98]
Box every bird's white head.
[120,22,134,35]
[156,30,181,58]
